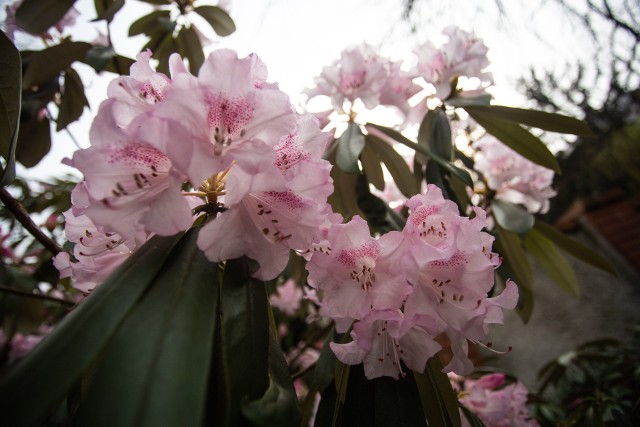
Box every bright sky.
[2,0,596,181]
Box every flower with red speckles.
[309,185,518,378]
[459,373,539,427]
[415,26,493,100]
[330,309,443,380]
[197,114,334,280]
[306,216,412,331]
[65,100,195,237]
[474,136,557,214]
[53,184,152,292]
[149,49,297,186]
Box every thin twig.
[0,188,63,255]
[0,285,74,306]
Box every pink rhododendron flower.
[1,327,51,365]
[415,26,493,100]
[53,196,151,292]
[330,309,442,379]
[306,216,412,330]
[311,185,518,378]
[270,279,303,316]
[474,136,556,214]
[459,373,539,427]
[305,43,419,118]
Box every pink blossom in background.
[415,26,493,100]
[459,373,539,427]
[305,43,419,119]
[474,136,557,214]
[270,279,303,316]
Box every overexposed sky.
[3,0,598,180]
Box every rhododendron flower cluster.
[57,49,334,287]
[306,185,518,379]
[304,43,420,118]
[415,26,493,100]
[474,136,557,214]
[457,373,539,427]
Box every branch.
[0,188,63,255]
[0,285,74,306]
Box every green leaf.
[0,234,182,427]
[359,142,385,191]
[15,116,51,168]
[0,31,21,187]
[327,148,365,218]
[418,108,452,162]
[22,42,92,89]
[414,358,461,427]
[365,133,419,198]
[336,123,365,174]
[356,174,403,233]
[368,124,473,187]
[524,228,580,296]
[152,30,178,75]
[490,199,535,235]
[93,0,124,22]
[533,219,615,275]
[71,229,218,427]
[57,68,88,131]
[219,257,270,426]
[464,105,593,136]
[103,55,135,75]
[495,226,534,290]
[83,45,116,72]
[15,0,77,35]
[193,5,236,37]
[445,93,492,108]
[129,10,172,37]
[176,26,205,74]
[465,108,561,173]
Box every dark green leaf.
[152,30,178,75]
[464,105,593,136]
[57,68,88,131]
[360,142,385,191]
[495,226,534,290]
[365,133,419,198]
[414,358,461,427]
[368,124,473,187]
[193,5,236,37]
[15,116,51,167]
[524,228,580,296]
[22,42,92,89]
[336,123,365,174]
[15,0,76,35]
[0,31,21,187]
[465,109,561,173]
[0,234,182,427]
[490,199,535,235]
[129,10,172,37]
[313,330,338,394]
[445,93,492,108]
[332,361,350,427]
[71,229,218,427]
[219,257,270,427]
[356,174,403,233]
[176,26,205,74]
[102,55,135,75]
[83,45,116,73]
[93,0,124,22]
[417,108,452,161]
[327,148,365,218]
[533,219,615,275]
[495,226,534,321]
